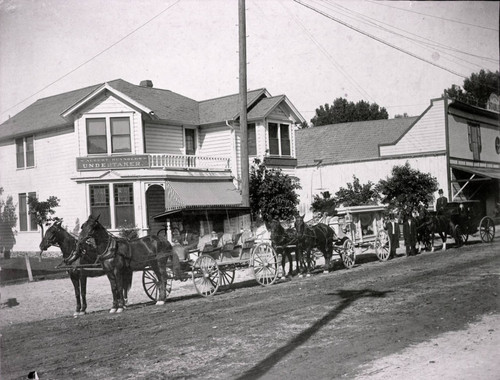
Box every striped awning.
[153,179,246,220]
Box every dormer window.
[268,122,290,156]
[86,117,131,155]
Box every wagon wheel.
[375,230,391,261]
[218,267,236,289]
[453,224,468,246]
[142,266,174,302]
[479,216,495,243]
[251,243,279,286]
[341,238,356,269]
[192,255,220,297]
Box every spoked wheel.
[479,216,495,242]
[142,266,174,301]
[192,255,220,297]
[454,225,468,246]
[341,238,356,269]
[251,243,279,286]
[375,230,391,261]
[218,267,236,289]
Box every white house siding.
[448,109,500,163]
[295,155,448,219]
[0,127,85,252]
[75,93,140,156]
[380,99,446,156]
[144,123,183,154]
[198,125,232,158]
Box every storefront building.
[0,79,304,252]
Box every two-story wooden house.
[0,79,304,252]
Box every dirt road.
[1,239,499,379]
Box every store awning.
[451,164,500,180]
[153,179,247,220]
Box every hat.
[438,189,444,194]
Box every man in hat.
[435,189,448,215]
[403,210,418,256]
[384,213,400,259]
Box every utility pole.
[239,0,249,207]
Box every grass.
[0,254,68,284]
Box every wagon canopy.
[153,179,249,221]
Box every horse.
[39,220,132,316]
[71,214,174,313]
[428,212,456,251]
[413,209,433,252]
[269,219,299,278]
[294,214,335,275]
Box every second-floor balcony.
[76,153,231,172]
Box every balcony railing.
[149,153,230,170]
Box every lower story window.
[19,192,37,231]
[89,184,135,229]
[114,184,135,228]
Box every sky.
[0,0,498,125]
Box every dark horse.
[295,214,335,275]
[39,221,133,316]
[71,215,174,313]
[428,212,457,251]
[269,219,300,278]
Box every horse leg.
[287,249,293,277]
[69,271,82,316]
[152,261,167,305]
[79,273,88,315]
[113,260,125,313]
[122,268,133,307]
[102,260,120,313]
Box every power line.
[367,0,499,32]
[1,0,181,118]
[293,0,468,79]
[279,1,376,102]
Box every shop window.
[114,184,135,228]
[268,122,291,156]
[18,192,37,231]
[16,136,35,168]
[467,122,481,161]
[86,117,131,155]
[90,185,111,228]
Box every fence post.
[24,253,33,282]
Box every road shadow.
[235,288,392,380]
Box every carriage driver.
[435,189,448,215]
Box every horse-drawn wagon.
[331,205,392,261]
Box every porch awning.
[153,179,247,220]
[451,164,500,180]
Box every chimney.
[139,80,153,88]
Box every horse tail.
[123,268,133,293]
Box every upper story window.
[185,128,196,155]
[19,192,37,231]
[268,122,290,156]
[467,122,481,161]
[86,117,131,155]
[16,136,35,168]
[248,123,257,156]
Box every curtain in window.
[280,124,290,156]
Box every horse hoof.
[323,270,329,274]
[109,308,117,314]
[116,308,124,313]
[306,273,311,278]
[156,301,165,306]
[298,274,303,278]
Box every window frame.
[18,192,38,232]
[267,121,291,156]
[184,127,197,155]
[89,183,135,230]
[15,135,35,169]
[248,123,257,156]
[85,115,133,156]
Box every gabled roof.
[0,79,303,140]
[296,117,418,167]
[0,84,102,140]
[198,88,268,124]
[247,96,285,120]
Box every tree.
[311,97,388,126]
[335,176,379,207]
[27,195,60,239]
[375,162,438,214]
[249,159,301,224]
[0,187,18,259]
[311,191,337,216]
[444,69,499,108]
[394,113,409,118]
